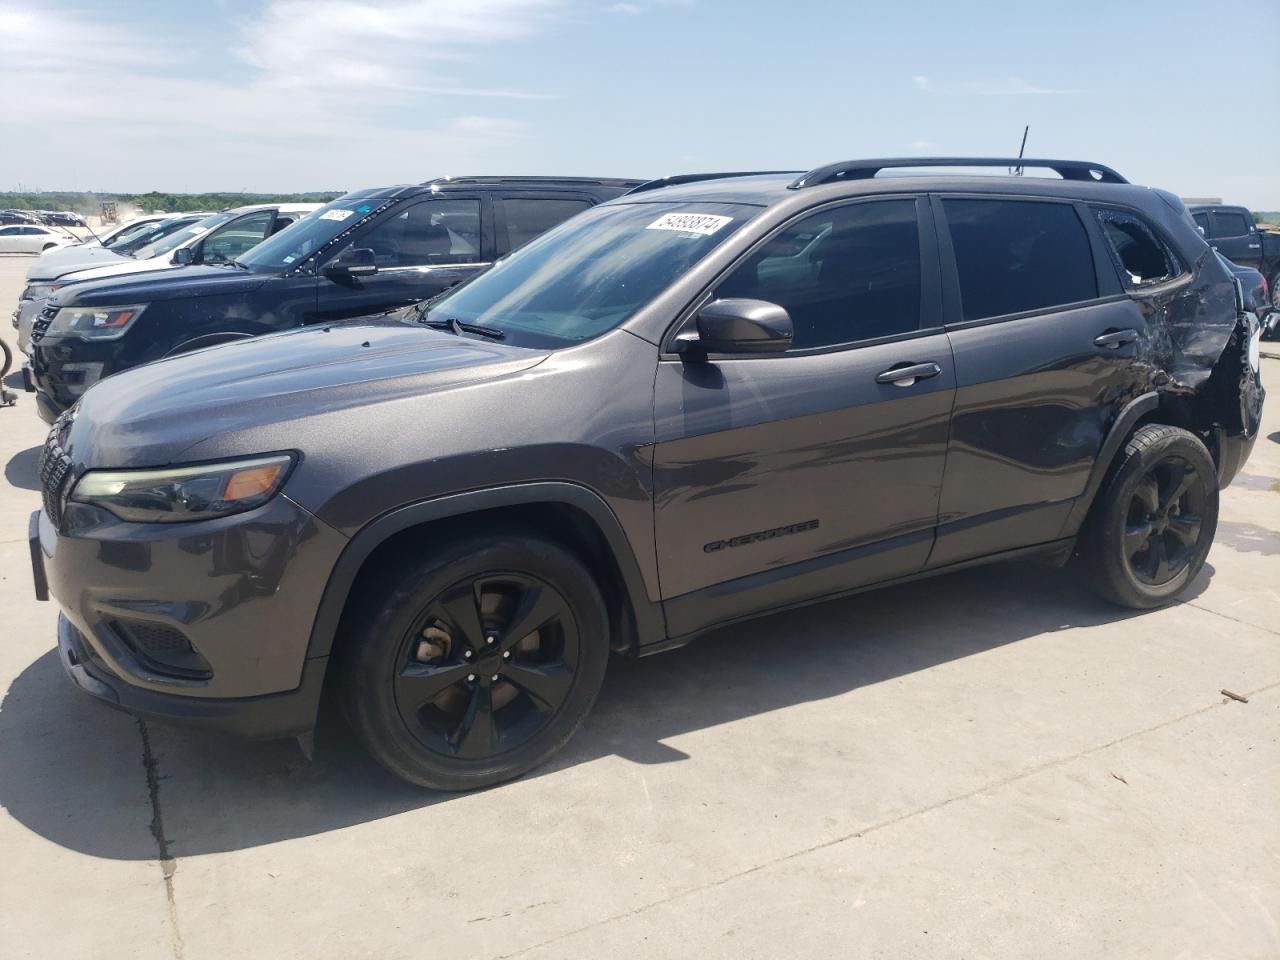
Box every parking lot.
[1,249,1277,958]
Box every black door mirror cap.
[686,298,793,356]
[324,247,379,280]
[171,247,194,266]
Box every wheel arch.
[1061,391,1160,536]
[305,482,667,663]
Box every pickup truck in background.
[1188,204,1280,310]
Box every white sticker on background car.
[320,209,355,222]
[646,213,733,236]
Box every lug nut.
[491,674,499,682]
[502,651,511,660]
[467,674,476,682]
[463,650,473,659]
[486,635,496,646]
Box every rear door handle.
[875,361,942,386]
[1094,329,1139,349]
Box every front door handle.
[1094,328,1139,349]
[875,361,942,387]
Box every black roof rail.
[788,157,1128,189]
[423,175,645,187]
[627,171,800,195]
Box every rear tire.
[1078,424,1218,609]
[338,531,610,790]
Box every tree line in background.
[0,191,342,214]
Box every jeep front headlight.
[70,455,295,523]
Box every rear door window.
[1192,212,1210,235]
[502,197,592,253]
[1092,208,1179,288]
[942,198,1098,322]
[1211,211,1252,238]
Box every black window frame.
[932,193,1121,330]
[660,195,941,359]
[494,191,597,257]
[1089,204,1185,291]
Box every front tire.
[338,531,610,790]
[1079,424,1218,609]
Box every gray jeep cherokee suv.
[31,158,1264,790]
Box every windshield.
[108,217,201,255]
[133,212,233,260]
[238,197,385,272]
[418,201,758,347]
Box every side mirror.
[677,298,793,357]
[323,247,378,281]
[171,247,193,266]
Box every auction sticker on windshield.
[320,209,355,222]
[646,213,733,236]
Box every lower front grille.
[112,618,212,680]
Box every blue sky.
[2,0,1278,207]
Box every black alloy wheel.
[1079,423,1219,609]
[1122,456,1207,585]
[394,573,579,760]
[340,531,610,790]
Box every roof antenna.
[1011,125,1029,176]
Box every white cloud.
[912,75,1075,96]
[234,0,563,90]
[0,1,568,190]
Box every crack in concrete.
[137,718,185,960]
[1182,597,1280,637]
[491,678,1280,960]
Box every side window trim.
[659,194,938,358]
[931,192,1118,331]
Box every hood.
[63,317,548,467]
[52,251,192,291]
[51,264,267,307]
[26,244,133,283]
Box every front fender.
[303,481,666,660]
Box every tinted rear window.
[503,198,592,253]
[943,198,1098,322]
[1211,211,1252,237]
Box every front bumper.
[31,492,349,737]
[57,614,328,738]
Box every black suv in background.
[31,158,1263,790]
[1189,204,1280,309]
[25,177,640,422]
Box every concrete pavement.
[0,252,1277,959]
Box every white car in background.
[0,224,74,254]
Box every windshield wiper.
[420,317,505,340]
